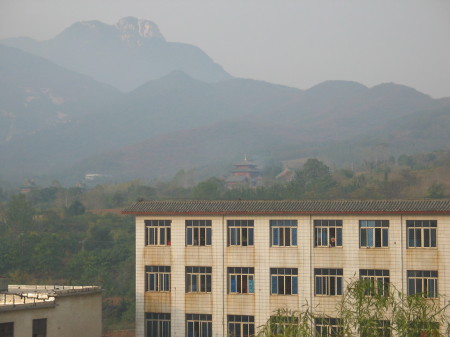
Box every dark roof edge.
[122,210,450,216]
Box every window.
[33,319,47,337]
[146,266,170,292]
[228,220,254,246]
[407,220,437,248]
[360,320,391,337]
[0,322,14,337]
[407,321,439,337]
[271,268,298,295]
[186,267,212,293]
[314,220,343,247]
[228,267,254,294]
[269,315,300,335]
[360,220,389,248]
[145,220,171,246]
[407,270,438,298]
[146,313,170,337]
[186,220,212,246]
[315,269,343,296]
[186,314,212,337]
[270,220,297,247]
[315,318,343,336]
[359,269,390,296]
[228,315,255,337]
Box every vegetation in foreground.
[257,280,449,336]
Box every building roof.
[0,285,101,311]
[123,199,450,216]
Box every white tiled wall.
[136,214,449,337]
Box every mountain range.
[1,18,449,185]
[2,17,231,92]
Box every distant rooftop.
[0,285,101,311]
[123,199,450,216]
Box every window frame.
[359,220,389,248]
[314,220,343,248]
[186,220,212,247]
[407,220,437,248]
[186,266,212,293]
[314,317,343,336]
[314,268,343,296]
[145,313,170,337]
[270,268,298,295]
[228,267,255,294]
[270,220,298,247]
[227,315,255,337]
[407,270,438,298]
[227,220,254,247]
[32,318,47,337]
[359,269,390,297]
[186,314,212,337]
[145,220,171,246]
[0,322,14,337]
[360,320,391,337]
[145,266,171,292]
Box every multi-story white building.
[123,200,450,337]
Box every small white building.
[0,282,102,337]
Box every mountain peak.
[115,17,165,41]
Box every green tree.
[192,177,225,199]
[427,183,445,199]
[290,158,335,198]
[66,199,86,216]
[5,194,34,233]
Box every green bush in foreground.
[257,279,449,337]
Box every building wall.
[0,291,102,337]
[136,214,450,337]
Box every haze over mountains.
[2,17,231,91]
[1,17,450,185]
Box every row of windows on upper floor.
[145,266,439,298]
[145,219,437,248]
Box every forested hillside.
[0,150,449,333]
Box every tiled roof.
[123,200,450,215]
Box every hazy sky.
[1,0,449,98]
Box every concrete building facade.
[0,284,102,337]
[123,200,450,337]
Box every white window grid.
[314,220,343,247]
[145,266,170,292]
[314,269,343,296]
[186,266,212,293]
[146,313,170,337]
[359,220,389,248]
[228,267,255,294]
[186,314,212,337]
[227,315,255,337]
[407,220,437,248]
[407,270,438,298]
[270,268,298,295]
[359,269,390,296]
[314,318,343,336]
[270,220,298,247]
[186,220,212,246]
[145,220,171,246]
[227,220,254,246]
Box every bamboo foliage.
[256,280,449,336]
